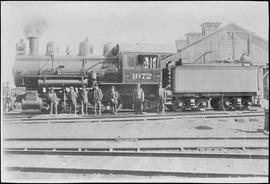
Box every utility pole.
[232,32,235,61]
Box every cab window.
[137,55,159,69]
[123,55,135,69]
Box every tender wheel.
[218,96,232,111]
[197,98,208,111]
[241,97,252,110]
[172,98,185,112]
[210,97,220,110]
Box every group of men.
[48,84,105,116]
[48,83,167,115]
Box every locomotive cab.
[100,43,176,109]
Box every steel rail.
[3,110,264,120]
[4,146,268,155]
[3,149,268,159]
[5,166,268,178]
[3,112,264,124]
[4,136,269,142]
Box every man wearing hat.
[108,86,119,115]
[80,85,88,115]
[92,84,103,116]
[48,87,59,115]
[157,83,167,114]
[68,86,78,114]
[133,83,144,114]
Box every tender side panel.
[173,66,259,94]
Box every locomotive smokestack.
[23,17,48,55]
[29,37,39,55]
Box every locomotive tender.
[13,36,264,112]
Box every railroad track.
[4,138,268,178]
[4,136,268,155]
[3,148,268,161]
[3,109,268,179]
[4,148,268,178]
[2,111,265,124]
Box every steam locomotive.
[13,36,265,113]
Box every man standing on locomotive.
[79,85,88,115]
[68,86,78,115]
[92,84,103,116]
[108,86,119,115]
[157,83,167,114]
[48,87,59,115]
[133,83,144,114]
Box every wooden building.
[165,22,268,65]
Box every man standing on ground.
[133,83,144,114]
[93,84,103,116]
[80,85,88,115]
[48,87,59,115]
[68,86,78,115]
[108,86,119,115]
[157,83,166,114]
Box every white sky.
[1,1,269,87]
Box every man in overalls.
[48,87,59,115]
[80,85,88,115]
[68,86,78,115]
[133,83,144,114]
[93,84,103,116]
[108,86,119,115]
[157,83,167,114]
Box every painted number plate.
[132,73,152,80]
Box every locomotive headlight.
[165,90,172,96]
[43,88,46,93]
[237,98,242,103]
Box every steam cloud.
[24,18,49,38]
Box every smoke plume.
[24,17,49,38]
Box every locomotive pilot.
[68,86,78,115]
[79,85,88,115]
[48,87,59,115]
[108,86,119,115]
[133,83,145,114]
[92,84,103,116]
[157,83,167,114]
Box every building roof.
[117,43,177,54]
[200,22,222,26]
[161,22,268,64]
[185,32,202,36]
[180,22,268,52]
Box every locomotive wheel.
[143,100,157,112]
[197,98,208,111]
[218,96,231,111]
[172,98,185,112]
[210,97,220,110]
